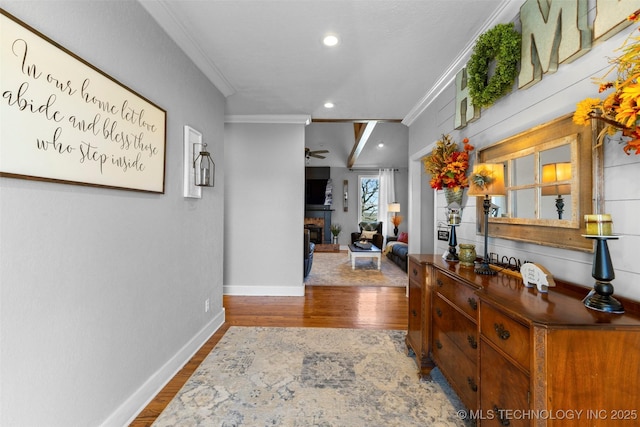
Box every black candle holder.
[583,235,624,314]
[446,223,459,261]
[475,196,496,275]
[555,195,565,219]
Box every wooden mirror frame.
[475,113,603,252]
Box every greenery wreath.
[467,22,521,108]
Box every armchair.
[350,221,384,249]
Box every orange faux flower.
[422,135,474,190]
[391,215,403,227]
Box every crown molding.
[402,0,525,126]
[224,114,312,125]
[140,0,236,97]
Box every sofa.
[350,221,384,250]
[304,229,315,278]
[384,233,408,272]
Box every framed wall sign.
[0,9,167,193]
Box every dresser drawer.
[434,270,479,320]
[433,295,478,363]
[480,342,530,427]
[408,258,425,286]
[433,325,478,410]
[480,303,530,371]
[406,279,423,358]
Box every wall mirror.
[475,113,603,252]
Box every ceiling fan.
[305,147,329,159]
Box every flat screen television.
[305,179,328,205]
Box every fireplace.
[304,167,333,244]
[304,224,322,244]
[304,216,329,244]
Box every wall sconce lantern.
[343,180,349,212]
[183,125,214,198]
[194,143,215,187]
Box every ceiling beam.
[347,121,377,168]
[311,118,402,123]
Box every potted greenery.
[330,223,342,244]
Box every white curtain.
[378,168,396,239]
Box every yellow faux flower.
[573,9,640,154]
[573,98,602,125]
[616,83,640,127]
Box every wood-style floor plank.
[129,285,408,426]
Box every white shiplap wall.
[408,14,640,301]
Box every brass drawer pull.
[467,335,478,349]
[493,405,511,426]
[436,339,442,349]
[412,268,418,276]
[436,279,443,287]
[467,377,478,392]
[467,297,478,310]
[435,307,442,317]
[494,323,511,340]
[411,309,418,317]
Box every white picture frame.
[183,125,202,199]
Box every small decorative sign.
[0,9,166,192]
[520,262,556,293]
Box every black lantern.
[194,143,215,187]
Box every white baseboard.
[100,309,226,427]
[223,284,305,296]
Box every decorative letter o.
[467,23,521,108]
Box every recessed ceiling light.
[324,102,334,109]
[323,34,339,47]
[378,142,385,148]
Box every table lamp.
[388,202,401,236]
[468,163,506,275]
[541,162,571,219]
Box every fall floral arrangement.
[573,9,640,155]
[391,215,403,228]
[422,135,474,190]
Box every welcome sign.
[0,9,166,193]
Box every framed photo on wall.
[0,9,167,193]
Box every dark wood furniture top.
[410,254,640,326]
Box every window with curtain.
[359,175,379,223]
[378,168,396,237]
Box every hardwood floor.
[129,285,408,426]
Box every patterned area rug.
[304,250,407,287]
[152,327,472,427]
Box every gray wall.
[0,1,225,425]
[224,121,306,296]
[407,4,640,301]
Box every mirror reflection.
[474,113,600,252]
[486,136,577,225]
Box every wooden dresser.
[406,254,640,427]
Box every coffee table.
[347,243,382,270]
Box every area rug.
[152,327,472,427]
[304,251,407,287]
